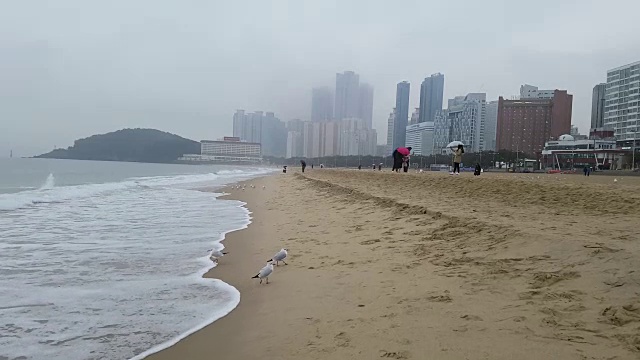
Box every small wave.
[39,174,55,190]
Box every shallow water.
[0,159,273,359]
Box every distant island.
[35,128,200,163]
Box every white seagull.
[262,185,266,190]
[269,248,288,266]
[252,261,274,284]
[208,249,228,263]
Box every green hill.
[35,128,200,163]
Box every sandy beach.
[149,169,640,360]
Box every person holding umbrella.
[451,144,464,175]
[392,147,412,172]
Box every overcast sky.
[1,0,639,156]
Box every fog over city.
[1,0,639,156]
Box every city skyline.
[2,1,640,156]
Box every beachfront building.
[286,131,303,158]
[604,60,640,149]
[540,134,624,170]
[496,89,572,154]
[405,122,435,156]
[180,137,262,163]
[433,93,486,153]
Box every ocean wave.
[0,168,273,212]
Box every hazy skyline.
[1,0,640,156]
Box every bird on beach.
[252,261,274,284]
[268,248,288,266]
[262,185,266,190]
[208,249,228,263]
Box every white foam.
[0,168,270,359]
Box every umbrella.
[446,141,464,149]
[397,147,410,156]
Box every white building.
[520,84,555,99]
[405,122,435,155]
[604,60,640,144]
[484,100,498,151]
[339,118,377,156]
[286,131,303,158]
[201,139,261,157]
[386,108,395,155]
[434,93,486,153]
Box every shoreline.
[145,175,278,360]
[130,191,252,360]
[148,170,640,360]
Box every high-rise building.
[286,131,303,158]
[233,110,262,144]
[434,93,486,153]
[418,73,445,123]
[358,83,374,128]
[334,71,360,121]
[386,108,395,155]
[287,119,306,133]
[393,81,410,150]
[409,108,420,125]
[405,122,435,156]
[496,90,573,154]
[604,61,640,144]
[311,87,334,122]
[591,83,606,130]
[232,110,286,157]
[338,118,377,156]
[484,101,498,152]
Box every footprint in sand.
[380,350,411,359]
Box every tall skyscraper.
[591,83,606,129]
[358,83,374,128]
[405,122,435,156]
[392,81,410,150]
[418,73,445,123]
[496,90,572,154]
[334,71,360,121]
[311,87,333,122]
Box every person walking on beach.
[451,144,464,175]
[301,160,307,173]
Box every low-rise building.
[541,134,624,170]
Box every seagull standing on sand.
[252,262,274,284]
[262,185,266,190]
[208,249,228,263]
[269,248,288,266]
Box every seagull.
[269,248,288,266]
[262,185,266,190]
[207,249,228,263]
[614,178,618,183]
[250,184,255,189]
[252,261,274,284]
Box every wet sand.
[149,170,640,360]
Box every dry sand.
[149,170,640,360]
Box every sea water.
[0,158,274,359]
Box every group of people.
[392,144,470,175]
[294,143,474,175]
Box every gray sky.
[1,0,639,156]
